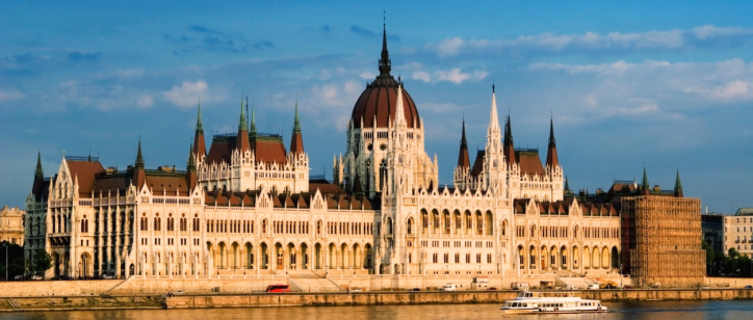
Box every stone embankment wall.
[2,289,753,312]
[164,289,753,309]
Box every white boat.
[500,291,608,314]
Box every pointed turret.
[394,85,407,127]
[674,170,684,197]
[134,139,146,188]
[35,151,43,180]
[456,119,470,169]
[378,22,391,76]
[237,98,250,153]
[641,168,649,195]
[485,84,503,158]
[135,138,144,168]
[564,176,570,192]
[32,152,45,200]
[250,108,257,138]
[187,144,197,190]
[504,115,516,165]
[192,101,206,157]
[546,117,559,168]
[290,101,304,154]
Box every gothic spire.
[135,138,144,168]
[192,102,207,157]
[457,119,470,168]
[238,98,247,131]
[35,151,43,179]
[250,108,257,137]
[187,144,196,171]
[290,100,304,154]
[641,168,650,194]
[394,84,407,127]
[546,116,559,167]
[293,100,301,133]
[489,84,500,133]
[237,98,250,152]
[504,115,516,165]
[378,21,391,75]
[196,99,203,132]
[674,170,684,197]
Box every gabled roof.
[515,149,545,176]
[207,133,288,165]
[66,159,105,196]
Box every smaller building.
[701,213,724,255]
[0,206,25,245]
[723,208,753,258]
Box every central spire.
[378,22,391,75]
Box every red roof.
[515,150,545,176]
[207,134,287,165]
[67,160,105,196]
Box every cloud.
[137,94,154,108]
[350,25,377,38]
[409,67,488,84]
[0,88,25,102]
[164,25,274,54]
[525,58,753,124]
[429,25,753,57]
[67,51,102,63]
[161,80,213,108]
[436,37,465,57]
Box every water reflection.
[5,300,753,320]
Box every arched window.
[407,218,414,234]
[154,214,161,231]
[180,214,187,232]
[167,214,175,231]
[193,214,200,231]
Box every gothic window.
[154,214,161,231]
[167,214,175,231]
[180,215,187,232]
[193,214,200,232]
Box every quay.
[2,288,753,312]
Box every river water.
[2,301,752,320]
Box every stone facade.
[24,26,623,283]
[722,209,753,258]
[0,206,25,245]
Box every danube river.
[2,300,752,319]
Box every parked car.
[744,285,753,289]
[588,283,600,290]
[265,284,291,293]
[442,284,458,292]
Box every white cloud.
[411,71,431,82]
[161,80,220,108]
[436,37,464,57]
[526,58,753,125]
[0,88,24,102]
[137,94,154,108]
[359,71,376,80]
[408,67,487,84]
[430,25,753,56]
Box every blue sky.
[2,1,752,213]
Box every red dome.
[351,77,420,129]
[350,25,420,129]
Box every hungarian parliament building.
[24,28,622,281]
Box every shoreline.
[2,288,753,312]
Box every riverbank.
[3,288,753,312]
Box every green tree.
[30,250,51,276]
[0,241,24,280]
